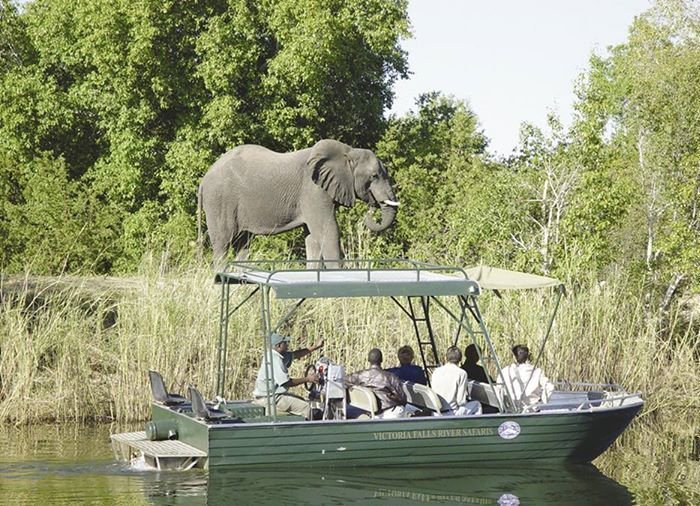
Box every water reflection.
[143,465,632,505]
[6,423,694,505]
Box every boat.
[111,259,643,469]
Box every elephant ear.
[308,140,356,207]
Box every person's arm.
[390,374,407,404]
[292,338,324,360]
[282,371,319,389]
[344,372,359,387]
[540,370,554,403]
[456,372,468,407]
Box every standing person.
[346,348,407,417]
[252,332,324,419]
[461,343,491,383]
[502,344,554,410]
[387,345,427,385]
[431,346,481,415]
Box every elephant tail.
[196,183,204,261]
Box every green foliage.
[572,0,700,291]
[0,0,409,273]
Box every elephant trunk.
[364,201,398,233]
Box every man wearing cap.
[252,332,324,419]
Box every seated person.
[502,344,554,410]
[431,346,481,416]
[345,348,407,418]
[462,343,492,383]
[387,345,427,385]
[252,332,323,419]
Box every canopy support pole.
[216,282,231,398]
[431,295,513,413]
[260,285,277,421]
[272,298,307,334]
[216,285,259,398]
[521,285,564,396]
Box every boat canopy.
[464,266,562,291]
[215,260,481,299]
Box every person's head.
[464,344,481,364]
[512,344,530,364]
[271,333,290,352]
[368,348,383,366]
[445,346,462,365]
[397,345,415,365]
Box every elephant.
[197,139,399,268]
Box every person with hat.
[252,332,324,419]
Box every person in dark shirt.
[346,348,407,411]
[387,345,427,385]
[462,344,491,383]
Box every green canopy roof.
[464,266,562,290]
[215,261,481,299]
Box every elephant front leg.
[304,232,322,269]
[314,219,343,269]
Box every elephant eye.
[371,174,379,181]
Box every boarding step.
[111,431,207,470]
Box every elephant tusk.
[383,200,400,207]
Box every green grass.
[0,255,697,425]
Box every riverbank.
[1,262,698,424]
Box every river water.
[0,422,698,505]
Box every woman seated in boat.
[461,343,492,383]
[502,344,554,410]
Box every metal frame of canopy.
[213,259,564,419]
[462,266,566,377]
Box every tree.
[0,0,410,273]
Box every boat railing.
[219,258,471,285]
[550,381,643,409]
[553,381,625,392]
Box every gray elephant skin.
[198,139,399,267]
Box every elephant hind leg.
[211,238,230,271]
[232,232,253,262]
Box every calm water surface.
[0,422,697,505]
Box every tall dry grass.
[0,256,698,424]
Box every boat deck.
[111,431,207,470]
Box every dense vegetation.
[2,1,698,297]
[0,0,698,431]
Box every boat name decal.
[372,428,494,441]
[374,488,491,504]
[497,421,521,440]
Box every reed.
[0,255,697,425]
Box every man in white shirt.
[431,346,481,416]
[502,344,554,411]
[252,332,323,419]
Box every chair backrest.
[188,385,209,420]
[149,370,169,404]
[403,382,449,415]
[347,385,380,417]
[469,380,505,409]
